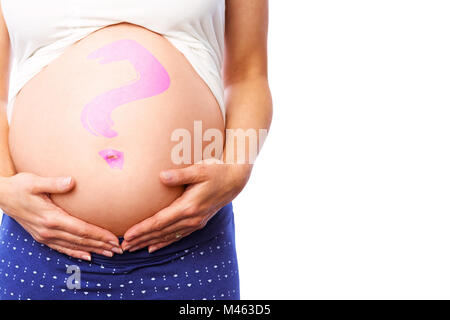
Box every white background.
[2,1,450,300]
[233,0,450,299]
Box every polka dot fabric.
[0,203,239,300]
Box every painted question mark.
[80,39,171,169]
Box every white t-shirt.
[0,0,226,124]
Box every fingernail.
[111,247,123,255]
[82,255,91,261]
[148,246,155,254]
[123,244,131,251]
[102,250,113,257]
[108,240,119,247]
[161,171,172,181]
[60,177,72,187]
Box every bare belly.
[8,23,224,236]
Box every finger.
[122,216,203,250]
[123,199,188,241]
[51,211,120,246]
[125,210,214,248]
[127,228,193,253]
[148,237,189,253]
[160,164,209,187]
[15,216,121,255]
[48,239,116,258]
[30,176,75,194]
[47,243,91,261]
[127,228,195,252]
[46,229,123,255]
[123,224,188,250]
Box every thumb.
[160,165,207,187]
[30,176,75,194]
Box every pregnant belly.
[8,23,224,236]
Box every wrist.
[230,163,253,189]
[0,175,11,209]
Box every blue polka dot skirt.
[0,203,239,300]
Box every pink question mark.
[81,39,171,169]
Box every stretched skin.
[80,39,171,138]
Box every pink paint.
[81,39,170,138]
[98,149,124,169]
[81,39,170,169]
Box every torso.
[8,23,224,235]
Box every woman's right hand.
[0,172,122,261]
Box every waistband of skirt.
[1,202,234,267]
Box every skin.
[121,0,273,253]
[0,0,272,259]
[0,2,122,260]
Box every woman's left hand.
[121,159,252,253]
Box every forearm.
[223,76,272,167]
[0,102,15,208]
[0,102,16,177]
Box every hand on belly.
[120,160,252,254]
[9,23,224,236]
